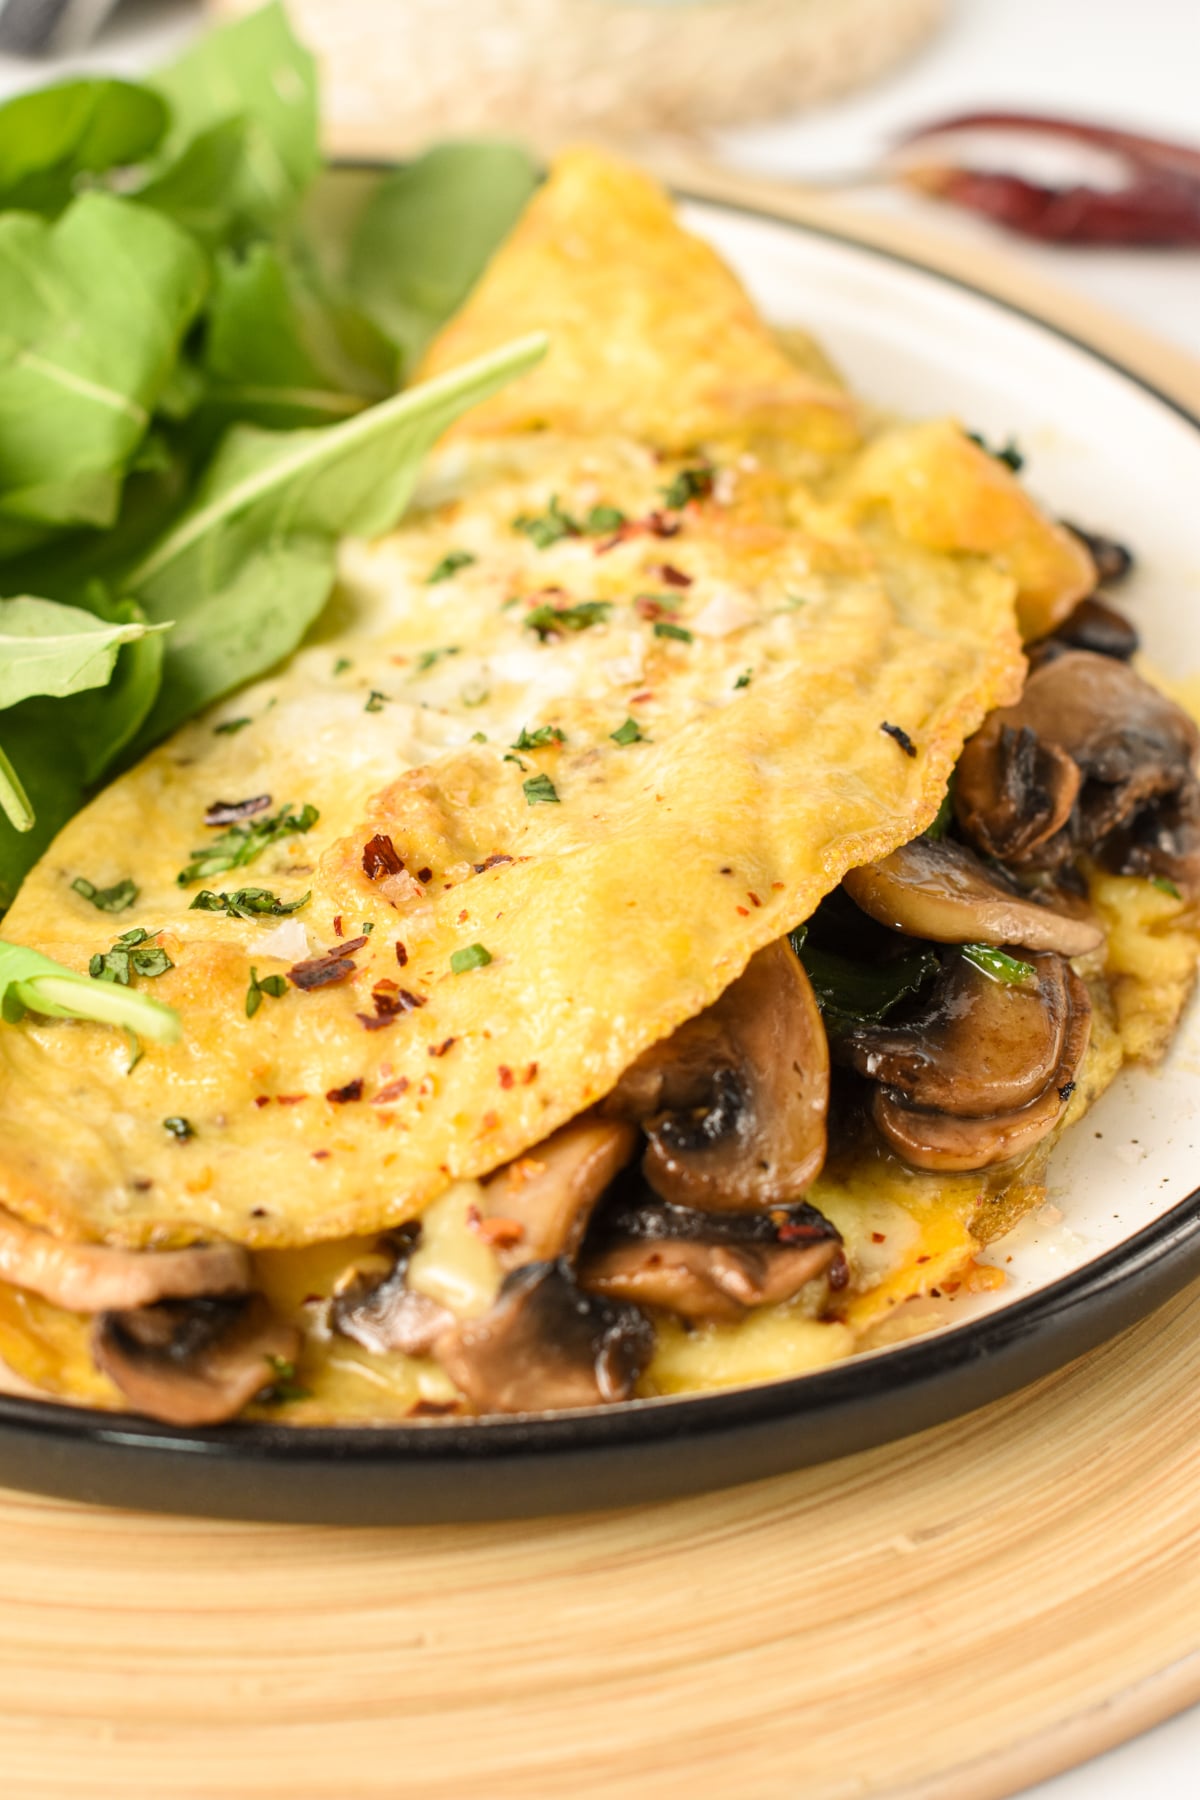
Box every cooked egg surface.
[0,152,1063,1253]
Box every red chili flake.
[735,905,750,917]
[498,1065,515,1089]
[747,892,762,908]
[777,1220,826,1244]
[457,909,469,925]
[651,563,692,588]
[428,1037,457,1057]
[409,1399,461,1418]
[277,1094,308,1105]
[332,914,343,938]
[634,593,673,622]
[356,1012,395,1032]
[472,853,513,874]
[719,866,733,875]
[356,980,409,1032]
[930,1287,943,1299]
[772,882,786,891]
[523,1062,538,1084]
[395,941,408,967]
[916,1254,931,1265]
[375,977,398,993]
[416,867,433,884]
[204,794,271,827]
[481,1110,500,1130]
[372,1078,410,1105]
[254,1095,270,1109]
[871,1231,887,1244]
[474,1215,526,1251]
[312,1149,331,1161]
[630,691,654,704]
[288,936,368,991]
[326,1078,364,1104]
[396,989,426,1012]
[362,833,404,879]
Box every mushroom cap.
[953,723,1081,865]
[1038,595,1139,662]
[1100,778,1200,891]
[579,1194,845,1324]
[435,1259,653,1414]
[871,962,1092,1172]
[956,650,1200,867]
[842,837,1102,957]
[605,938,829,1212]
[0,1207,250,1315]
[838,950,1073,1118]
[480,1117,637,1268]
[329,1226,453,1357]
[92,1294,301,1427]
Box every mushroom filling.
[329,1224,453,1357]
[578,1191,847,1324]
[92,1294,301,1429]
[0,1206,250,1315]
[603,938,829,1211]
[435,1259,654,1414]
[954,648,1200,886]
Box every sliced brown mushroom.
[0,1206,249,1314]
[838,950,1073,1117]
[92,1294,301,1427]
[1100,778,1200,892]
[329,1224,453,1356]
[479,1118,638,1268]
[953,724,1081,863]
[868,959,1092,1172]
[955,650,1200,870]
[842,837,1102,957]
[579,1194,846,1324]
[603,938,829,1212]
[1062,523,1134,589]
[436,1259,653,1414]
[1039,594,1139,662]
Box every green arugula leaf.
[201,241,390,432]
[126,332,547,747]
[0,194,207,549]
[0,596,164,710]
[0,937,180,1042]
[150,1,319,238]
[0,78,168,215]
[347,140,538,368]
[131,117,253,249]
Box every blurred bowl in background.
[212,0,947,158]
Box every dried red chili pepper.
[893,112,1200,246]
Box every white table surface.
[1,2,1198,1795]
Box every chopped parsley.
[962,944,1036,986]
[654,621,693,644]
[414,645,461,674]
[525,600,612,639]
[734,669,753,690]
[610,717,646,745]
[72,876,137,913]
[90,928,174,986]
[460,680,490,708]
[189,888,310,920]
[176,803,318,887]
[584,504,626,534]
[967,431,1025,473]
[364,689,389,712]
[513,725,566,750]
[163,1116,194,1140]
[213,716,252,736]
[503,752,528,771]
[661,465,714,510]
[245,965,288,1018]
[925,785,955,841]
[450,943,493,974]
[513,495,580,548]
[426,549,476,584]
[523,773,560,806]
[470,731,488,743]
[257,1355,311,1405]
[1152,875,1183,899]
[332,658,352,676]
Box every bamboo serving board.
[2,186,1199,1800]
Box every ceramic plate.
[2,193,1198,1523]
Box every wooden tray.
[2,184,1199,1799]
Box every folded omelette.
[0,149,1195,1425]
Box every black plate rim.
[3,188,1199,1517]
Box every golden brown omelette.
[0,149,1194,1425]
